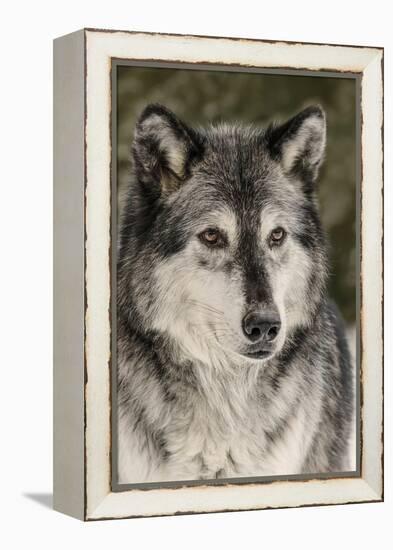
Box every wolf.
[117,103,354,483]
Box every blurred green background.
[117,66,356,324]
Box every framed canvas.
[53,28,384,521]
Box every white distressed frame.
[54,29,383,521]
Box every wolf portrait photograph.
[114,65,357,486]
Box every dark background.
[117,66,356,324]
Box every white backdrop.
[0,1,391,548]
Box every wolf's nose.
[242,312,281,343]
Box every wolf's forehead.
[181,173,305,237]
[191,160,291,215]
[195,131,283,200]
[202,131,271,175]
[184,160,298,223]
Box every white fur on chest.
[118,396,312,483]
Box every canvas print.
[115,66,357,485]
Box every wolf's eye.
[199,228,225,247]
[269,227,286,247]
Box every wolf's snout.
[242,312,281,343]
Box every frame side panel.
[360,51,384,499]
[53,29,85,520]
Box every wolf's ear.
[132,104,202,194]
[267,106,326,181]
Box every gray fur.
[117,104,354,483]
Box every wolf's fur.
[117,104,354,483]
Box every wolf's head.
[118,104,328,367]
